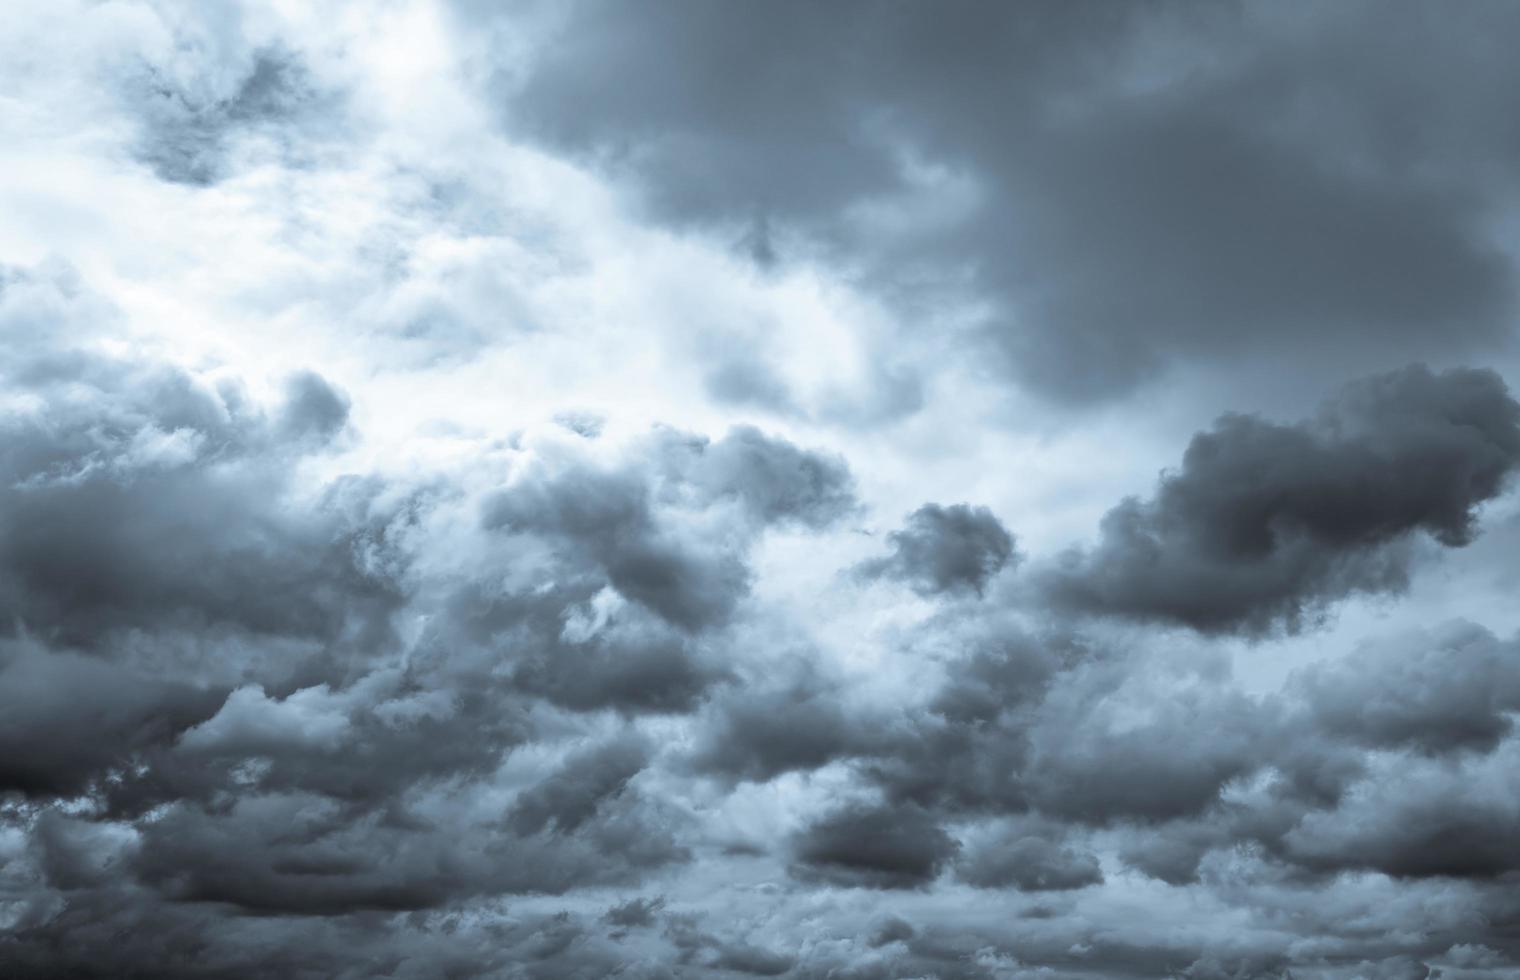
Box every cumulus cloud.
[857,502,1017,597]
[178,684,354,753]
[1293,620,1520,755]
[6,2,1520,977]
[790,802,959,890]
[1281,745,1520,880]
[954,824,1104,892]
[685,664,891,784]
[1042,365,1520,634]
[481,424,854,631]
[0,641,222,799]
[0,271,392,656]
[506,737,649,835]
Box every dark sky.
[3,2,1520,978]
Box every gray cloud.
[129,47,342,187]
[482,424,854,631]
[0,305,393,654]
[0,643,223,799]
[9,2,1520,976]
[489,0,1520,404]
[1281,755,1520,880]
[278,369,351,445]
[857,503,1017,598]
[686,666,889,784]
[1041,365,1520,635]
[954,824,1104,892]
[1294,620,1520,755]
[790,802,958,890]
[710,941,795,976]
[507,736,649,835]
[603,894,665,929]
[867,916,916,948]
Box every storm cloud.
[490,0,1520,402]
[1042,365,1520,634]
[5,2,1520,977]
[790,802,959,890]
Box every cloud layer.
[3,3,1520,979]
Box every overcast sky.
[4,2,1520,978]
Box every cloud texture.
[3,2,1520,978]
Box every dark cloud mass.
[493,0,1520,401]
[1294,621,1520,755]
[790,802,958,890]
[7,2,1520,978]
[1043,365,1520,634]
[954,824,1104,892]
[481,424,853,631]
[857,503,1016,598]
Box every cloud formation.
[857,502,1016,597]
[1043,365,1520,634]
[4,2,1520,978]
[491,0,1520,402]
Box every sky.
[3,2,1520,978]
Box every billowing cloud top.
[3,3,1520,979]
